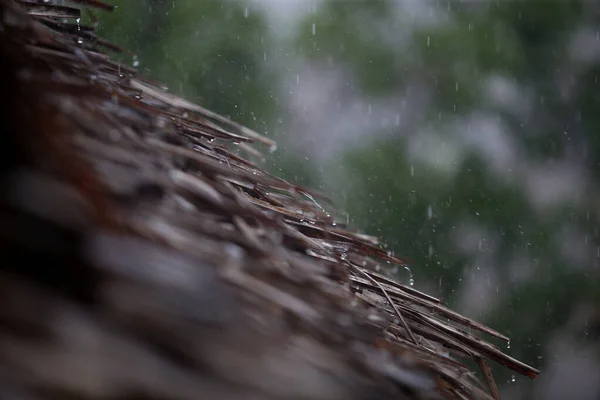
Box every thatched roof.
[0,1,538,399]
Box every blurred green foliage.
[96,0,600,397]
[296,0,600,395]
[97,0,277,131]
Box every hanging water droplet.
[507,340,511,349]
[404,266,414,286]
[510,375,515,383]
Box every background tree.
[97,1,600,398]
[97,0,277,132]
[294,1,600,398]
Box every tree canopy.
[97,1,600,398]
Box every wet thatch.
[0,1,538,399]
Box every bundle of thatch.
[0,1,538,399]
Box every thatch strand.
[0,1,539,400]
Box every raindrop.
[427,206,433,219]
[77,38,83,44]
[427,36,430,47]
[296,74,300,85]
[404,266,414,286]
[510,375,515,383]
[244,7,249,18]
[132,55,140,68]
[410,165,415,176]
[312,23,316,35]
